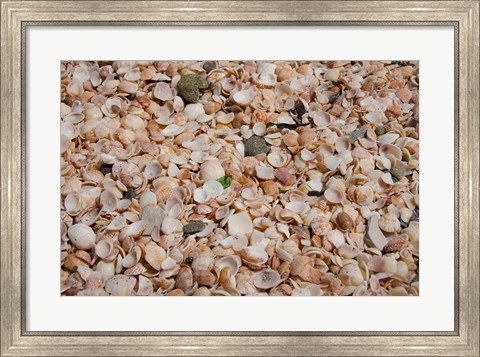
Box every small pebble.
[202,61,216,73]
[183,221,206,235]
[347,127,366,143]
[244,135,270,157]
[177,74,209,103]
[100,164,113,175]
[122,188,136,200]
[375,126,387,136]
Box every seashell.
[241,246,268,264]
[137,275,154,296]
[161,124,184,137]
[337,244,360,259]
[336,212,354,231]
[338,263,364,286]
[105,275,136,296]
[368,256,397,274]
[120,220,147,240]
[228,212,253,236]
[366,215,388,250]
[354,186,374,206]
[80,204,102,226]
[184,103,205,121]
[193,188,210,204]
[153,82,174,101]
[107,215,127,231]
[215,255,241,276]
[95,239,114,259]
[274,167,296,186]
[64,192,84,216]
[298,129,316,147]
[253,268,281,289]
[199,160,225,182]
[118,80,138,94]
[122,246,142,268]
[144,242,166,270]
[139,190,157,208]
[384,234,409,253]
[310,215,332,236]
[255,165,274,180]
[100,189,118,212]
[255,63,277,87]
[161,256,177,270]
[267,151,289,168]
[233,89,257,105]
[326,229,345,248]
[379,143,402,161]
[290,255,321,284]
[324,187,345,204]
[203,180,224,198]
[193,270,216,286]
[260,180,279,196]
[216,111,235,124]
[144,161,162,180]
[68,223,96,250]
[378,213,401,233]
[335,136,350,153]
[161,217,182,235]
[324,68,340,82]
[252,122,267,136]
[95,261,115,281]
[176,267,194,292]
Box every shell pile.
[61,60,419,296]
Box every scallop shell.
[378,213,401,233]
[199,161,225,182]
[105,275,136,296]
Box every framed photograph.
[1,1,478,356]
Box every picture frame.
[1,1,478,356]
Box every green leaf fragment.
[217,175,232,189]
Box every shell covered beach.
[60,60,419,296]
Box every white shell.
[203,180,224,198]
[144,161,162,180]
[267,151,289,168]
[139,190,157,208]
[154,82,174,101]
[100,189,118,212]
[233,89,256,105]
[193,188,210,203]
[228,212,253,236]
[68,223,96,250]
[105,275,136,296]
[324,187,345,204]
[161,124,184,137]
[255,165,275,180]
[253,268,281,289]
[184,103,205,121]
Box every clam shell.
[199,161,225,182]
[145,242,167,270]
[228,212,253,236]
[253,268,281,289]
[105,275,136,296]
[68,223,96,250]
[378,213,401,233]
[203,180,224,198]
[241,246,268,264]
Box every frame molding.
[1,1,479,356]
